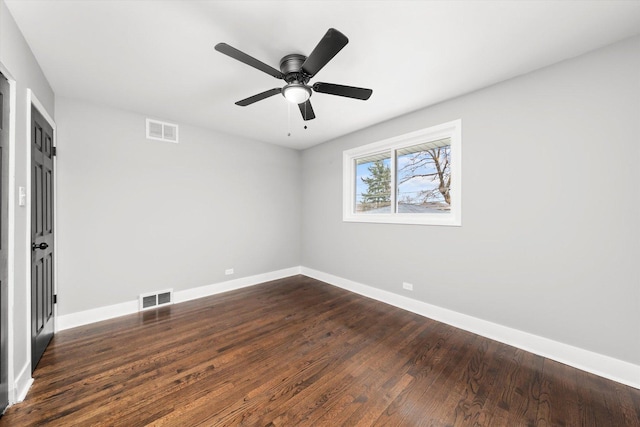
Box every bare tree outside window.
[397,139,451,214]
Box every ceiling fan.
[215,28,373,121]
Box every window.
[343,119,461,226]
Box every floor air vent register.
[139,289,173,311]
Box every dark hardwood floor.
[1,275,639,426]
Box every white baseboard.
[56,266,302,332]
[300,267,640,390]
[56,300,139,331]
[53,265,639,389]
[12,362,33,404]
[174,266,301,304]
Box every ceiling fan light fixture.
[282,83,311,104]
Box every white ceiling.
[5,0,640,150]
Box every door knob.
[32,242,49,251]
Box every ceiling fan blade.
[312,82,372,100]
[301,28,349,77]
[235,88,282,106]
[215,43,284,79]
[298,100,316,121]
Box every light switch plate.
[18,186,26,206]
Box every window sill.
[343,213,461,226]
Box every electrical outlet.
[402,282,413,291]
[225,268,234,276]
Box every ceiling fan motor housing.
[279,54,309,84]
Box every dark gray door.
[0,72,10,412]
[31,106,54,371]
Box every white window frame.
[343,119,461,226]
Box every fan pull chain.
[287,102,291,137]
[302,102,308,130]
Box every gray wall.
[3,0,638,393]
[55,97,301,314]
[0,0,55,389]
[301,36,640,365]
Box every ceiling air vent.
[146,118,179,143]
[139,288,174,311]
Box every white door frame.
[0,61,17,405]
[25,89,57,396]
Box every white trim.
[56,267,302,331]
[28,91,55,130]
[0,63,17,406]
[12,362,33,403]
[173,266,301,304]
[343,119,462,226]
[300,267,640,390]
[56,300,140,332]
[47,265,640,390]
[52,122,58,337]
[25,89,57,381]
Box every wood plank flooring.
[1,275,639,426]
